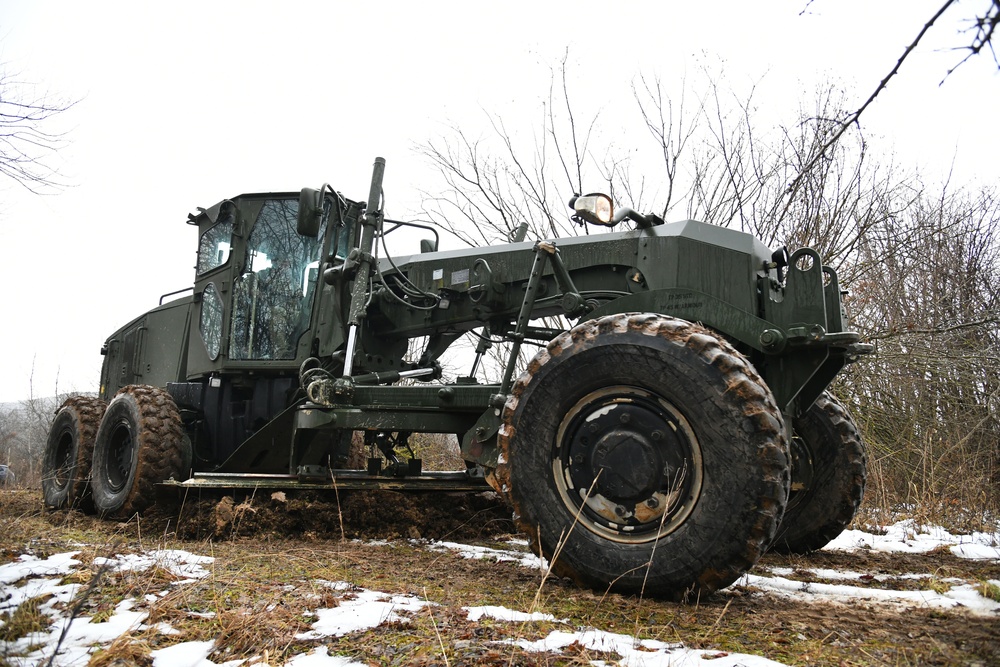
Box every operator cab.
[189,193,352,369]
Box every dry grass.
[0,596,51,642]
[1,489,998,666]
[979,580,1000,603]
[88,633,153,667]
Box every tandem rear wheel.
[42,396,107,510]
[90,385,190,518]
[770,391,867,554]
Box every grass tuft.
[978,579,1000,602]
[0,595,52,642]
[207,602,311,663]
[88,633,153,667]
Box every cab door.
[186,200,239,379]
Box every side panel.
[100,297,193,399]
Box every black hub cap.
[555,386,703,543]
[54,432,73,489]
[106,419,135,492]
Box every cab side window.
[197,209,235,275]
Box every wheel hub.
[555,386,703,543]
[574,407,663,502]
[106,419,134,492]
[54,432,73,488]
[786,434,815,511]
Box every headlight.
[572,193,614,227]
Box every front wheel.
[91,385,187,518]
[42,396,107,510]
[493,313,789,599]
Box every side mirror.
[297,187,323,237]
[420,239,438,253]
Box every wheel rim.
[786,434,815,513]
[553,386,703,544]
[53,430,74,490]
[105,418,135,493]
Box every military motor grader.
[44,157,870,599]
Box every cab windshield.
[229,198,327,361]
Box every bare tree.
[0,65,75,193]
[839,182,1000,514]
[419,61,1000,515]
[0,404,18,467]
[951,0,1000,71]
[788,0,999,202]
[417,53,638,247]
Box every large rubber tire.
[42,396,107,510]
[91,385,186,518]
[770,392,866,554]
[493,313,789,600]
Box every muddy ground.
[2,489,998,666]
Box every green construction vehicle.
[43,157,871,599]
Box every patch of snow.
[0,577,80,614]
[295,583,432,639]
[148,621,182,636]
[741,573,1000,615]
[9,599,148,666]
[465,605,558,622]
[93,549,215,580]
[950,542,1000,560]
[510,628,788,666]
[352,539,389,547]
[825,519,1000,559]
[760,566,938,583]
[428,541,547,569]
[284,647,368,667]
[0,552,81,584]
[151,640,216,667]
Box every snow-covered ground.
[0,520,997,667]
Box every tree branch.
[782,1,956,213]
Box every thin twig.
[424,587,450,667]
[44,543,119,667]
[781,0,956,216]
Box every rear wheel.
[770,392,866,554]
[91,385,186,518]
[494,313,789,599]
[42,397,107,510]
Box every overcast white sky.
[1,0,997,403]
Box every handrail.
[159,286,194,305]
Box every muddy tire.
[91,385,186,518]
[494,313,789,600]
[770,392,866,554]
[42,396,107,510]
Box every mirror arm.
[384,218,441,252]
